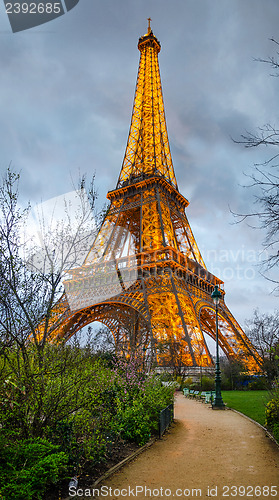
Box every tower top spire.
[116,26,177,190]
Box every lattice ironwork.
[117,25,177,190]
[49,23,262,372]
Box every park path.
[92,393,278,499]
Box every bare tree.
[234,39,279,288]
[0,167,102,436]
[0,168,99,351]
[220,356,246,390]
[237,38,279,148]
[155,338,192,380]
[245,309,279,382]
[87,325,116,354]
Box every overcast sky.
[0,0,279,331]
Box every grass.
[221,390,271,426]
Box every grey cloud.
[0,0,279,323]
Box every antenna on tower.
[147,17,152,34]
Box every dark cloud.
[0,0,278,323]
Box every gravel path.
[75,393,279,499]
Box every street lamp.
[211,285,225,410]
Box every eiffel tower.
[58,21,261,372]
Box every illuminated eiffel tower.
[58,21,261,371]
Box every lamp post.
[211,285,225,410]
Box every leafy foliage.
[0,344,174,498]
[265,392,279,443]
[108,358,174,446]
[0,436,68,500]
[265,395,279,430]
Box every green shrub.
[221,375,231,391]
[183,377,193,388]
[116,400,151,446]
[0,345,175,495]
[248,377,267,390]
[112,373,174,445]
[70,408,111,465]
[201,376,215,391]
[0,436,68,500]
[265,398,279,428]
[0,345,113,439]
[176,376,182,388]
[142,376,174,423]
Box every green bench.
[200,391,207,401]
[183,389,214,403]
[210,391,216,404]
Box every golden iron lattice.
[49,24,262,372]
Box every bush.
[0,436,68,500]
[112,372,174,445]
[201,376,215,391]
[183,377,193,388]
[0,345,113,439]
[265,398,279,429]
[176,376,182,389]
[265,380,279,441]
[221,375,231,391]
[142,376,174,429]
[248,377,267,390]
[70,408,112,465]
[116,400,152,446]
[0,346,175,497]
[266,399,279,443]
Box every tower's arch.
[196,302,262,370]
[58,300,150,355]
